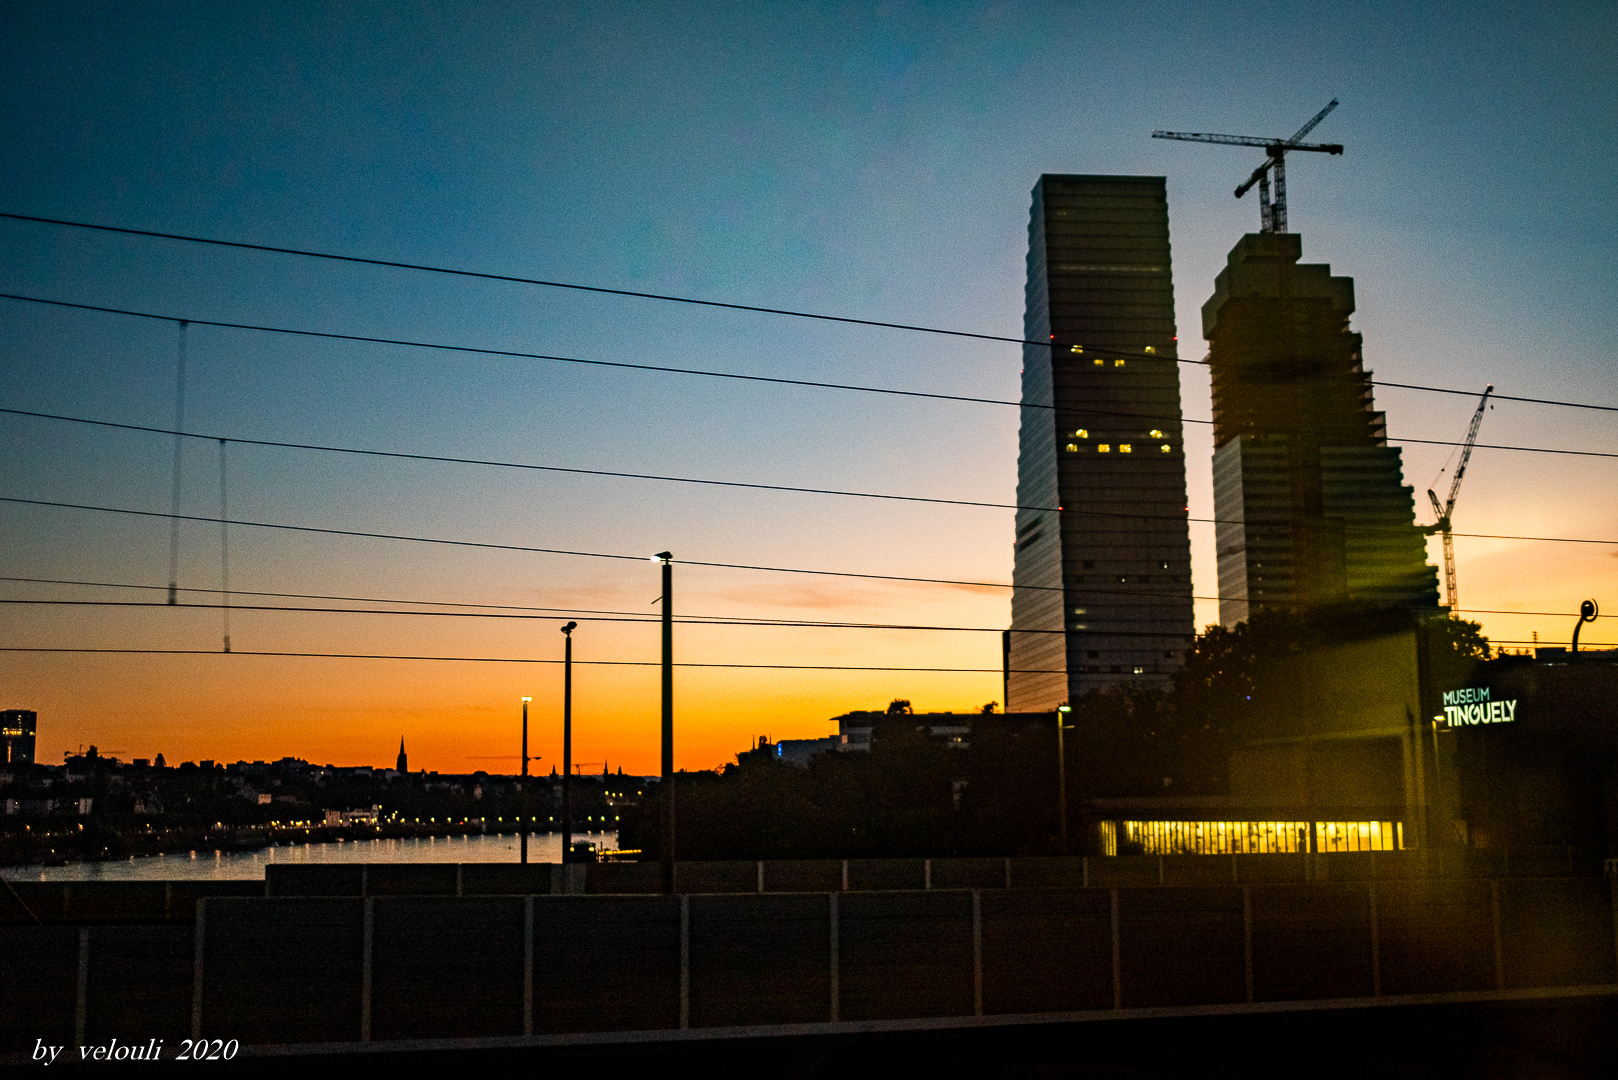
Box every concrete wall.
[3,878,1614,1053]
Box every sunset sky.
[2,2,1613,775]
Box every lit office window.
[1074,429,1088,438]
[1160,443,1172,453]
[1066,443,1079,452]
[1100,820,1405,856]
[1119,444,1132,453]
[1097,444,1111,453]
[1149,429,1163,438]
[1113,358,1126,367]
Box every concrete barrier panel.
[1376,880,1495,996]
[676,861,757,894]
[365,864,459,896]
[588,862,662,894]
[690,894,831,1027]
[371,897,524,1039]
[1119,886,1245,1008]
[839,891,973,1020]
[0,927,78,1046]
[1007,857,1087,889]
[1234,855,1306,884]
[461,863,556,896]
[265,864,365,896]
[765,859,843,892]
[201,898,365,1043]
[1089,857,1163,888]
[932,858,1005,890]
[1162,856,1239,885]
[1498,878,1616,989]
[1249,883,1374,1001]
[85,925,193,1044]
[981,889,1112,1014]
[534,896,679,1032]
[847,859,926,891]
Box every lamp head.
[561,621,578,634]
[652,550,672,563]
[1057,704,1071,714]
[521,696,532,703]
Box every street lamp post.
[654,551,674,894]
[561,621,577,862]
[520,696,532,864]
[1056,704,1072,854]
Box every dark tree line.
[620,608,1491,860]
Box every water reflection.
[1,830,617,882]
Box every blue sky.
[1,1,1613,771]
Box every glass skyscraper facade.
[1008,175,1195,712]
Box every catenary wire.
[0,230,1614,414]
[0,646,1063,672]
[3,294,1616,448]
[1,499,1611,622]
[5,574,1607,622]
[3,409,1615,543]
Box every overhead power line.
[0,646,1055,672]
[3,409,1614,552]
[0,496,1612,628]
[1,226,1615,415]
[6,575,1606,623]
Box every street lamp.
[653,551,674,893]
[520,696,532,865]
[1056,704,1073,854]
[560,621,577,862]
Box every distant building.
[833,710,1055,752]
[1204,233,1439,625]
[1009,175,1196,711]
[396,738,408,774]
[737,736,841,768]
[1,710,37,766]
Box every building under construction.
[1205,232,1439,626]
[1008,175,1195,711]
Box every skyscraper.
[1,709,37,765]
[1008,176,1196,712]
[1204,233,1439,625]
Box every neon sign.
[1440,686,1517,728]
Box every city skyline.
[1,3,1613,773]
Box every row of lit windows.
[1065,427,1172,454]
[1067,345,1161,365]
[1067,442,1173,453]
[1098,820,1405,856]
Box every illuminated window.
[1143,346,1156,354]
[1133,666,1145,674]
[1097,444,1111,453]
[1160,443,1171,453]
[1074,429,1088,438]
[1119,443,1132,453]
[1072,607,1086,615]
[1065,442,1079,452]
[1069,345,1083,354]
[1149,429,1163,438]
[1093,357,1104,366]
[1113,358,1126,367]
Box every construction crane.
[1152,99,1343,233]
[1427,385,1493,611]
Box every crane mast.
[1426,385,1493,611]
[1152,99,1343,232]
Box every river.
[0,830,619,882]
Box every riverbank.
[1,829,619,881]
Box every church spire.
[396,738,407,774]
